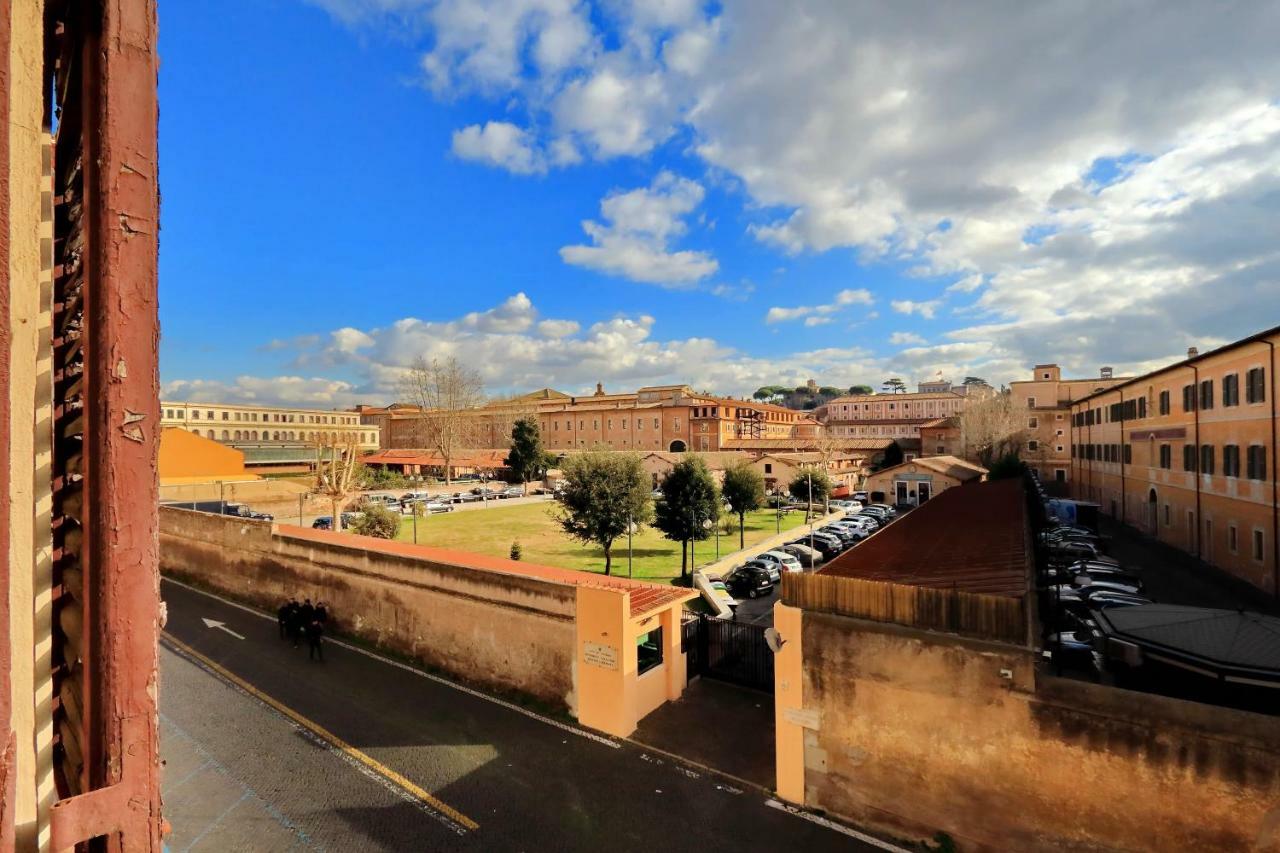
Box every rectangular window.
[764,463,772,474]
[1028,440,1039,451]
[1200,444,1215,475]
[1182,384,1196,412]
[1254,529,1265,562]
[1183,444,1197,472]
[1028,417,1038,428]
[1246,367,1266,403]
[222,411,229,420]
[654,418,659,429]
[1223,374,1239,407]
[1248,445,1267,480]
[1159,444,1172,469]
[1123,444,1132,465]
[637,627,663,675]
[1199,379,1214,410]
[1228,524,1238,554]
[1159,390,1170,415]
[1137,397,1146,418]
[1027,397,1036,408]
[1223,445,1240,477]
[1163,504,1170,526]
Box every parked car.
[422,500,454,514]
[400,491,432,504]
[360,493,400,508]
[757,550,804,574]
[1045,540,1107,563]
[311,512,359,530]
[1044,629,1104,673]
[742,558,781,583]
[852,491,869,503]
[1050,578,1144,600]
[819,526,861,547]
[1042,562,1141,586]
[852,512,884,530]
[723,565,775,599]
[869,503,898,517]
[780,543,823,567]
[805,533,846,557]
[501,486,525,498]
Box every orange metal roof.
[819,478,1030,598]
[278,525,696,618]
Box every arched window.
[221,430,229,440]
[251,431,259,440]
[206,429,215,440]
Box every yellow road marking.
[162,632,480,831]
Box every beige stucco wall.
[6,3,53,848]
[779,609,1280,851]
[159,507,578,710]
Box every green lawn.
[394,502,811,584]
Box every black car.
[1041,565,1143,589]
[1044,629,1103,673]
[723,565,775,599]
[800,534,843,559]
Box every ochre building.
[1069,327,1279,597]
[1010,364,1128,486]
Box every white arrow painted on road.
[201,618,245,640]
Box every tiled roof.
[920,416,959,429]
[363,448,511,467]
[279,526,696,618]
[819,478,1029,598]
[720,438,893,452]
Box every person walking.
[288,599,305,648]
[306,617,324,662]
[315,600,329,627]
[277,599,291,640]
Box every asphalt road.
[160,578,895,853]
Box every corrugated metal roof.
[819,478,1029,598]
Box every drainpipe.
[1118,388,1126,527]
[1191,364,1201,560]
[1268,340,1278,601]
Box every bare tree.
[400,355,487,485]
[957,392,1027,466]
[313,434,363,531]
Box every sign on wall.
[583,641,619,671]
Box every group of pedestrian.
[277,597,329,661]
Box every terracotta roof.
[823,417,947,426]
[363,448,511,467]
[920,416,959,429]
[873,455,986,481]
[827,391,965,403]
[819,478,1029,597]
[278,525,696,618]
[720,438,893,452]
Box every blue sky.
[159,1,1280,406]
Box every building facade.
[161,401,380,448]
[1010,364,1128,485]
[1068,329,1279,597]
[362,384,823,455]
[821,380,993,445]
[865,456,987,505]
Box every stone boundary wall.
[788,609,1280,851]
[159,506,578,710]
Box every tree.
[874,441,904,472]
[788,466,833,522]
[653,455,721,581]
[962,376,989,387]
[351,503,400,539]
[847,384,874,395]
[505,416,547,494]
[882,377,907,394]
[313,434,362,531]
[720,460,764,549]
[957,391,1027,466]
[817,386,842,398]
[986,452,1027,480]
[554,450,652,576]
[400,355,486,485]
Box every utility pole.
[298,493,304,526]
[627,511,634,579]
[412,503,419,544]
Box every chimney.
[1187,347,1199,358]
[1100,366,1113,380]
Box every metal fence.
[682,613,775,693]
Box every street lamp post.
[412,503,418,544]
[808,471,815,554]
[627,511,634,579]
[298,493,304,526]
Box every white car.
[422,500,454,514]
[757,550,804,574]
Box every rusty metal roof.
[819,478,1030,598]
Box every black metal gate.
[681,613,775,693]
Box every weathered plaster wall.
[795,611,1280,851]
[159,507,578,710]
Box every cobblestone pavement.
[160,577,897,852]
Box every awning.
[1095,604,1280,688]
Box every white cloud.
[313,1,1280,379]
[169,294,897,406]
[766,288,874,324]
[889,331,927,346]
[891,299,942,319]
[559,171,717,286]
[451,121,545,174]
